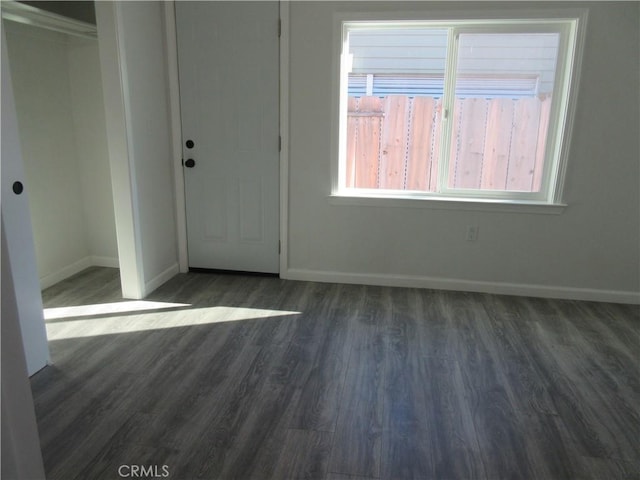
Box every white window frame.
[330,9,588,212]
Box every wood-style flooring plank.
[271,429,333,480]
[326,474,378,480]
[477,295,589,479]
[40,266,123,308]
[289,284,363,432]
[380,289,438,479]
[209,382,301,480]
[328,287,388,478]
[448,292,537,480]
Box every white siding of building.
[349,29,558,94]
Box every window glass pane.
[345,28,447,191]
[448,32,560,192]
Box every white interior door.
[1,23,50,375]
[176,1,280,273]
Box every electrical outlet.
[466,225,479,242]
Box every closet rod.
[1,1,97,39]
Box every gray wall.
[285,1,639,301]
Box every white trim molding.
[38,256,120,290]
[144,263,180,297]
[163,1,189,274]
[39,257,92,290]
[90,256,120,269]
[1,0,97,39]
[329,194,567,215]
[283,268,640,305]
[279,1,290,276]
[95,1,146,299]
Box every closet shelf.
[1,1,97,39]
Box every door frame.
[163,1,290,275]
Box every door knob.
[184,158,196,168]
[185,139,194,149]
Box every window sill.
[328,193,567,214]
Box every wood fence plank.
[507,98,541,191]
[481,99,515,190]
[450,98,488,189]
[379,96,409,190]
[447,99,463,188]
[429,99,443,191]
[406,97,435,191]
[355,97,383,188]
[532,95,552,192]
[346,97,358,188]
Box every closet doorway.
[2,2,120,293]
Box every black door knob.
[185,140,194,149]
[184,158,196,168]
[12,181,24,195]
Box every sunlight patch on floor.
[45,306,302,340]
[44,301,192,320]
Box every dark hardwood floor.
[33,267,640,479]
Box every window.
[334,16,585,205]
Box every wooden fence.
[346,95,552,192]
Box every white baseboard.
[39,257,93,290]
[283,268,640,305]
[41,257,179,298]
[90,255,119,268]
[144,262,179,296]
[39,256,120,290]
